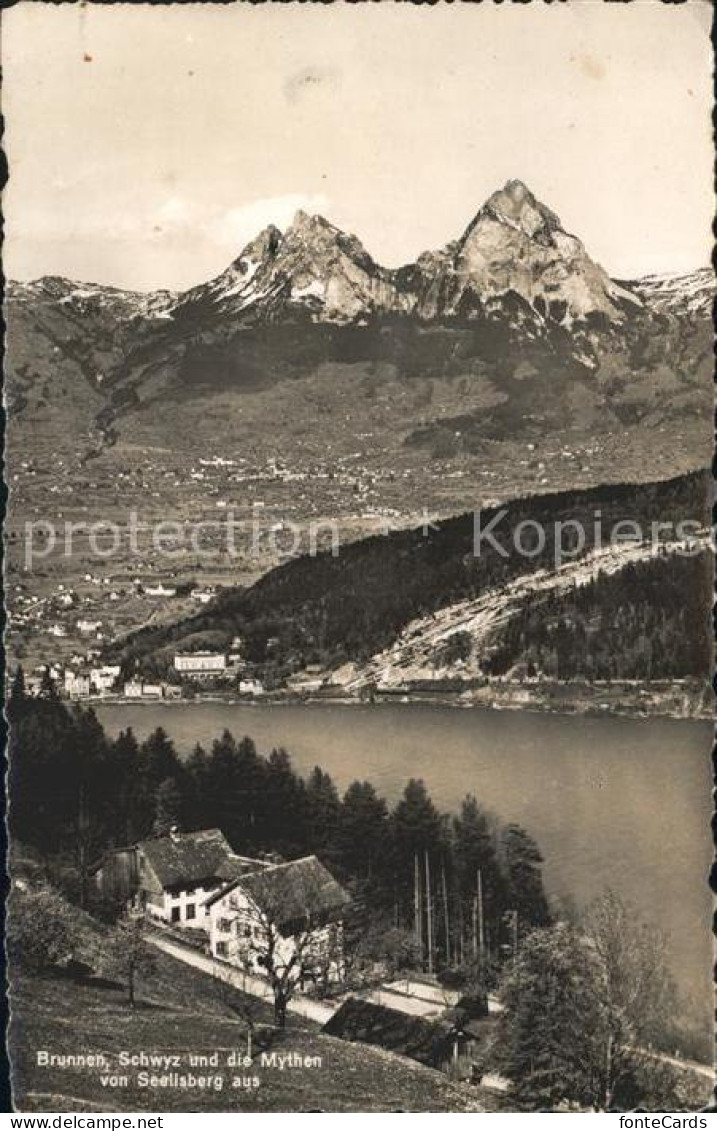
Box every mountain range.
[6,178,712,492]
[8,178,711,342]
[169,179,644,328]
[6,179,713,678]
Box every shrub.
[8,885,87,974]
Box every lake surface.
[96,701,712,1025]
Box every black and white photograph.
[2,0,714,1115]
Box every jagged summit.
[287,209,335,234]
[406,179,642,324]
[13,183,653,331]
[174,207,407,323]
[171,180,642,327]
[232,223,282,265]
[469,179,564,240]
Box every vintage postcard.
[2,0,714,1117]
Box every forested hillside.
[482,550,713,681]
[110,470,711,684]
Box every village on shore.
[23,644,711,723]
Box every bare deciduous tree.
[105,915,157,1009]
[585,888,678,1109]
[217,864,347,1027]
[210,956,265,1058]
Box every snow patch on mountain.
[628,268,713,318]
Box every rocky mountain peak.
[462,180,567,250]
[478,179,563,238]
[230,223,283,272]
[414,179,641,325]
[286,210,338,240]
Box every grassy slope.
[9,951,491,1113]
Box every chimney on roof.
[169,825,181,842]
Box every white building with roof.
[206,855,350,986]
[174,652,228,677]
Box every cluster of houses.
[122,680,182,701]
[91,828,349,986]
[65,664,122,699]
[28,652,331,702]
[90,827,496,1081]
[25,641,266,702]
[61,664,176,701]
[13,571,219,654]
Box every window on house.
[216,941,229,958]
[186,904,196,920]
[218,918,233,933]
[171,907,180,923]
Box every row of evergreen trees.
[8,669,550,970]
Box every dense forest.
[483,549,713,680]
[8,675,550,972]
[109,470,710,682]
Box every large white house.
[173,652,228,677]
[92,831,350,988]
[206,855,350,987]
[89,664,121,693]
[92,829,266,931]
[64,670,91,699]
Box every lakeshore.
[91,676,712,721]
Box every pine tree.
[263,747,307,856]
[203,730,244,848]
[453,794,505,957]
[502,823,551,933]
[304,766,341,856]
[139,727,180,788]
[108,728,142,843]
[233,736,267,847]
[184,742,211,829]
[390,779,443,947]
[334,780,389,882]
[153,778,184,837]
[7,665,27,722]
[495,923,608,1111]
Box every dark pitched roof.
[216,854,270,882]
[206,855,350,932]
[323,997,453,1068]
[139,829,234,888]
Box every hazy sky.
[3,1,713,291]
